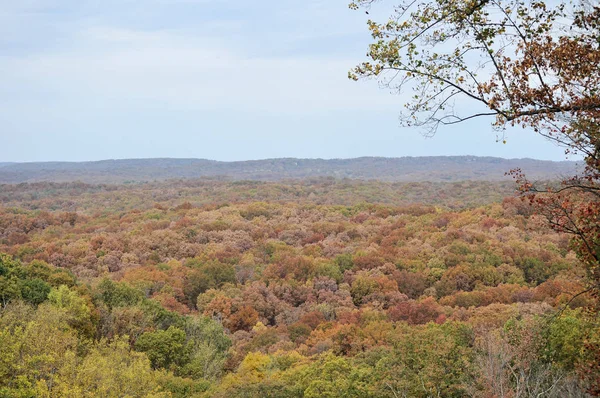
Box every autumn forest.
[2,0,600,396]
[0,175,598,397]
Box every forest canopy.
[1,179,599,396]
[1,0,599,396]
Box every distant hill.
[0,156,580,184]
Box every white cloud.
[2,25,399,114]
[1,0,571,162]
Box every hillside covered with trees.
[0,156,578,184]
[1,0,599,394]
[1,178,598,396]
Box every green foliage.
[520,257,552,284]
[364,322,475,398]
[95,278,144,309]
[141,299,185,330]
[52,337,170,398]
[181,316,231,380]
[542,310,591,371]
[0,275,21,308]
[214,352,300,398]
[183,261,236,308]
[313,261,342,282]
[156,374,211,398]
[290,353,374,398]
[0,255,57,307]
[135,326,188,370]
[334,253,354,273]
[0,303,79,396]
[288,323,312,344]
[350,275,378,306]
[19,278,50,306]
[48,285,96,336]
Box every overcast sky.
[0,0,573,162]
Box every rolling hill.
[0,156,579,184]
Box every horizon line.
[0,154,581,165]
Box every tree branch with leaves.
[349,0,600,139]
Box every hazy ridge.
[0,156,579,184]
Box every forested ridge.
[1,178,598,397]
[0,156,578,184]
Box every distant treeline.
[0,179,518,213]
[0,156,579,183]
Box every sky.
[0,0,573,162]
